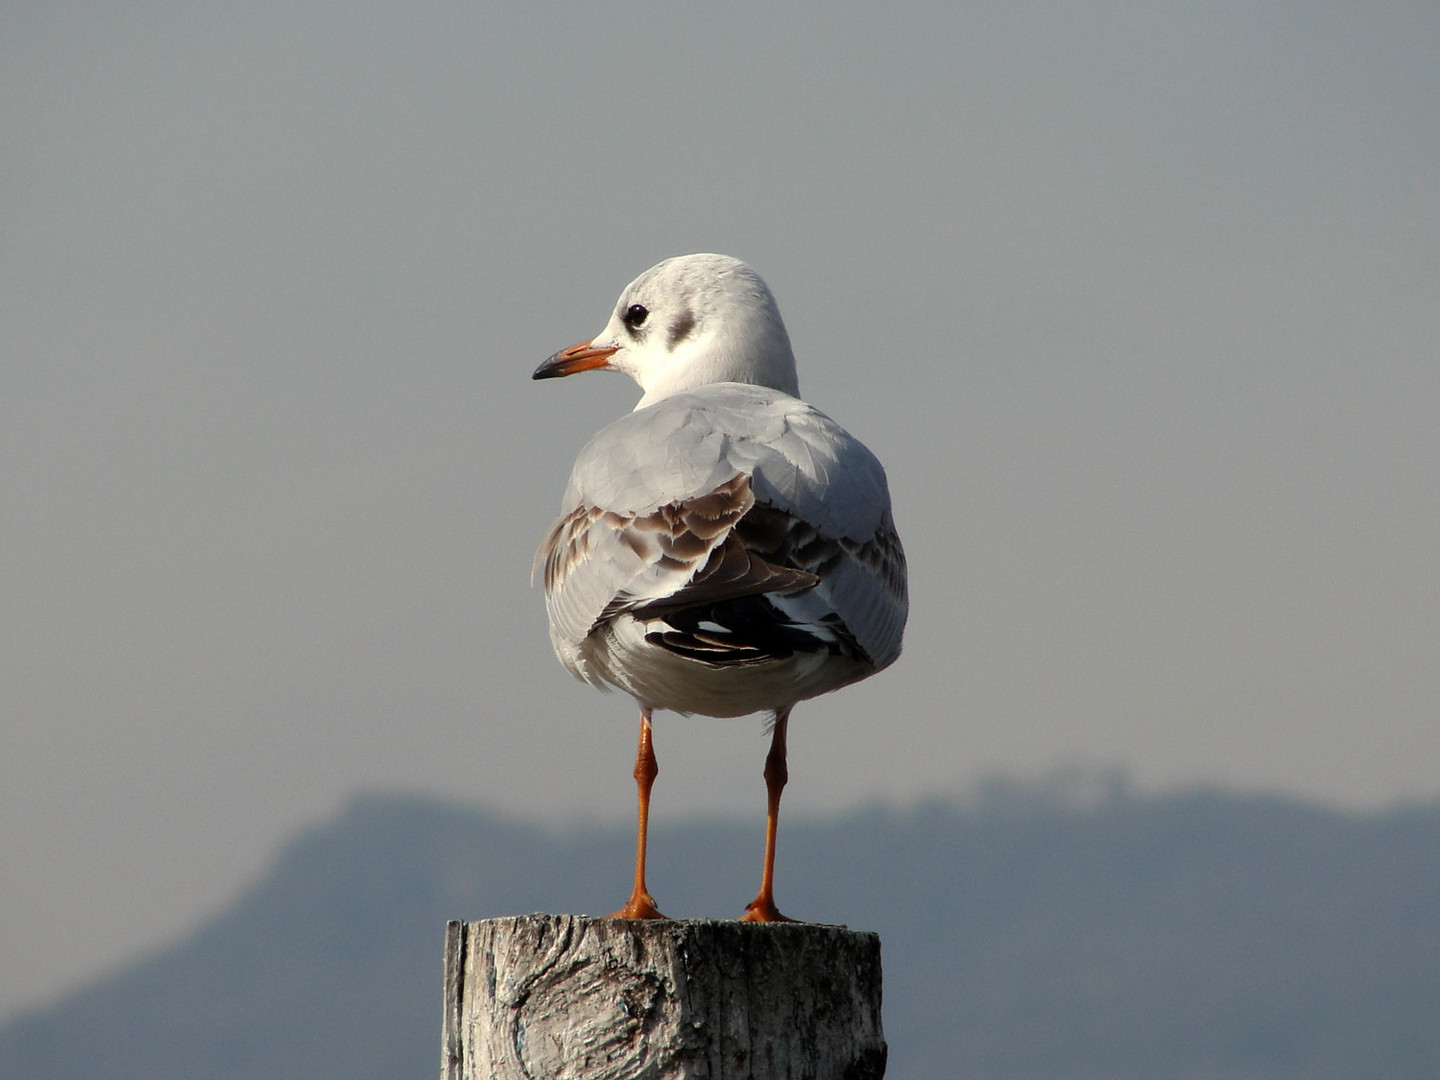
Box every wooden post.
[441,914,886,1080]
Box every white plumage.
[532,253,906,921]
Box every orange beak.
[532,341,620,380]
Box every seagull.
[533,253,907,922]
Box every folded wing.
[536,384,907,683]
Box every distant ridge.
[3,787,1437,1079]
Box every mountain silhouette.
[3,783,1437,1078]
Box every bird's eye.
[623,304,649,329]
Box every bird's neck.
[634,341,800,409]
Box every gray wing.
[537,384,907,673]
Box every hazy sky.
[4,0,1437,1021]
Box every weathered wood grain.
[442,914,885,1079]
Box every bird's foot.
[609,889,668,920]
[738,894,798,924]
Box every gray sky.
[4,0,1437,1021]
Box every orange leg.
[610,708,667,919]
[740,706,797,923]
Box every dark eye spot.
[667,311,696,349]
[623,304,648,329]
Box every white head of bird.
[533,253,800,408]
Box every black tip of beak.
[532,357,563,380]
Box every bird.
[533,253,907,922]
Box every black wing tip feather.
[642,595,843,666]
